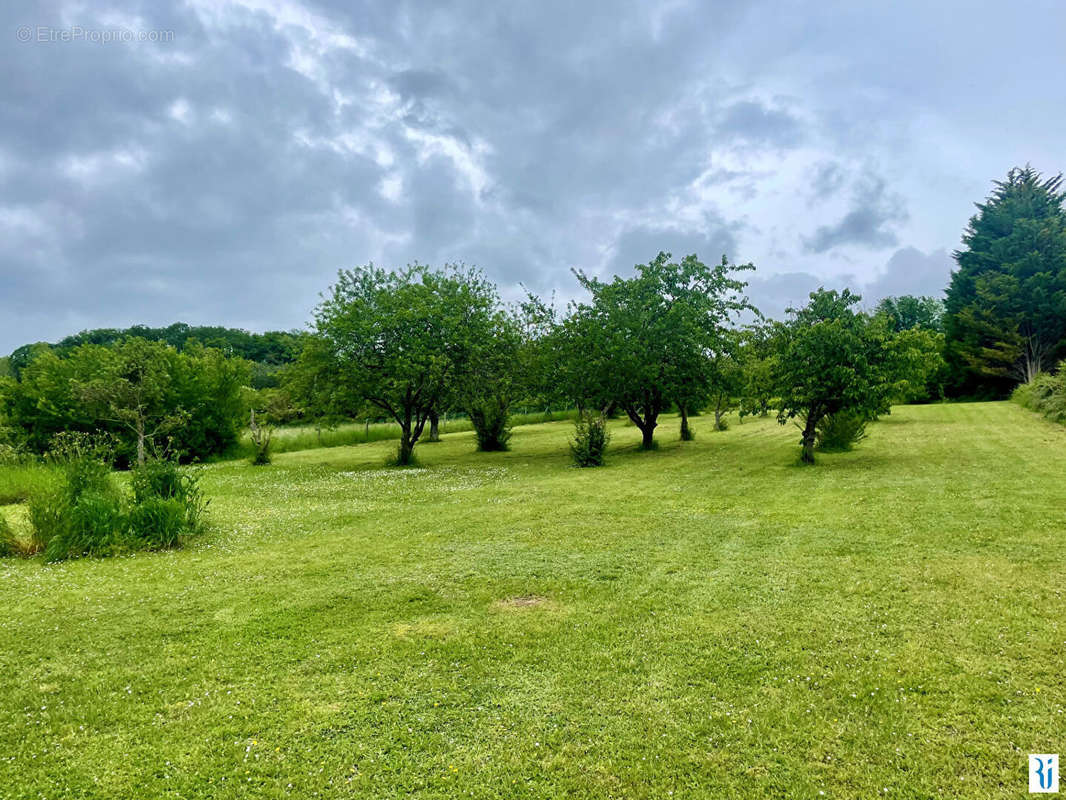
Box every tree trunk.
[396,431,415,465]
[800,414,818,464]
[679,405,692,441]
[713,394,727,431]
[641,426,655,449]
[624,405,658,449]
[428,411,440,442]
[136,418,146,466]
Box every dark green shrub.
[64,457,118,502]
[45,431,116,466]
[468,397,512,452]
[250,438,272,466]
[130,459,184,503]
[815,410,868,452]
[1013,367,1066,423]
[570,412,610,467]
[126,497,187,549]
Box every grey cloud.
[863,247,953,303]
[803,173,908,254]
[745,271,853,321]
[605,223,740,279]
[809,161,846,201]
[746,246,952,322]
[716,100,804,148]
[2,0,1064,353]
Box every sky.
[2,0,1065,354]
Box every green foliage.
[945,166,1066,395]
[309,263,500,466]
[12,322,306,368]
[0,463,55,506]
[875,295,944,333]
[884,326,948,403]
[815,410,869,452]
[773,289,898,464]
[33,456,123,561]
[18,456,207,562]
[468,396,512,452]
[1012,364,1066,423]
[130,458,208,534]
[562,252,756,450]
[247,409,274,466]
[126,497,188,550]
[43,489,126,562]
[570,412,610,467]
[737,323,779,420]
[1,338,248,464]
[460,310,522,453]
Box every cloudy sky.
[2,1,1064,353]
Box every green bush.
[126,497,187,549]
[130,459,208,534]
[468,397,512,452]
[19,456,208,562]
[570,412,610,467]
[815,410,868,452]
[1013,367,1066,423]
[27,481,66,554]
[44,489,126,561]
[250,438,272,466]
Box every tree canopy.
[773,289,898,463]
[309,263,499,465]
[560,252,754,449]
[945,166,1066,394]
[1,338,248,463]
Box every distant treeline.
[2,323,306,388]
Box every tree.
[874,296,948,402]
[705,336,745,432]
[564,252,754,449]
[773,289,897,464]
[1,338,248,464]
[875,295,944,333]
[945,166,1066,394]
[79,340,189,466]
[461,310,522,451]
[737,323,779,421]
[311,263,498,465]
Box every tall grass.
[0,463,59,506]
[225,409,579,459]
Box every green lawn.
[1,402,1064,798]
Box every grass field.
[226,409,579,460]
[1,402,1064,798]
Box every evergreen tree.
[944,166,1066,395]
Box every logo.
[1030,754,1059,793]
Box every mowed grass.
[1,402,1064,798]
